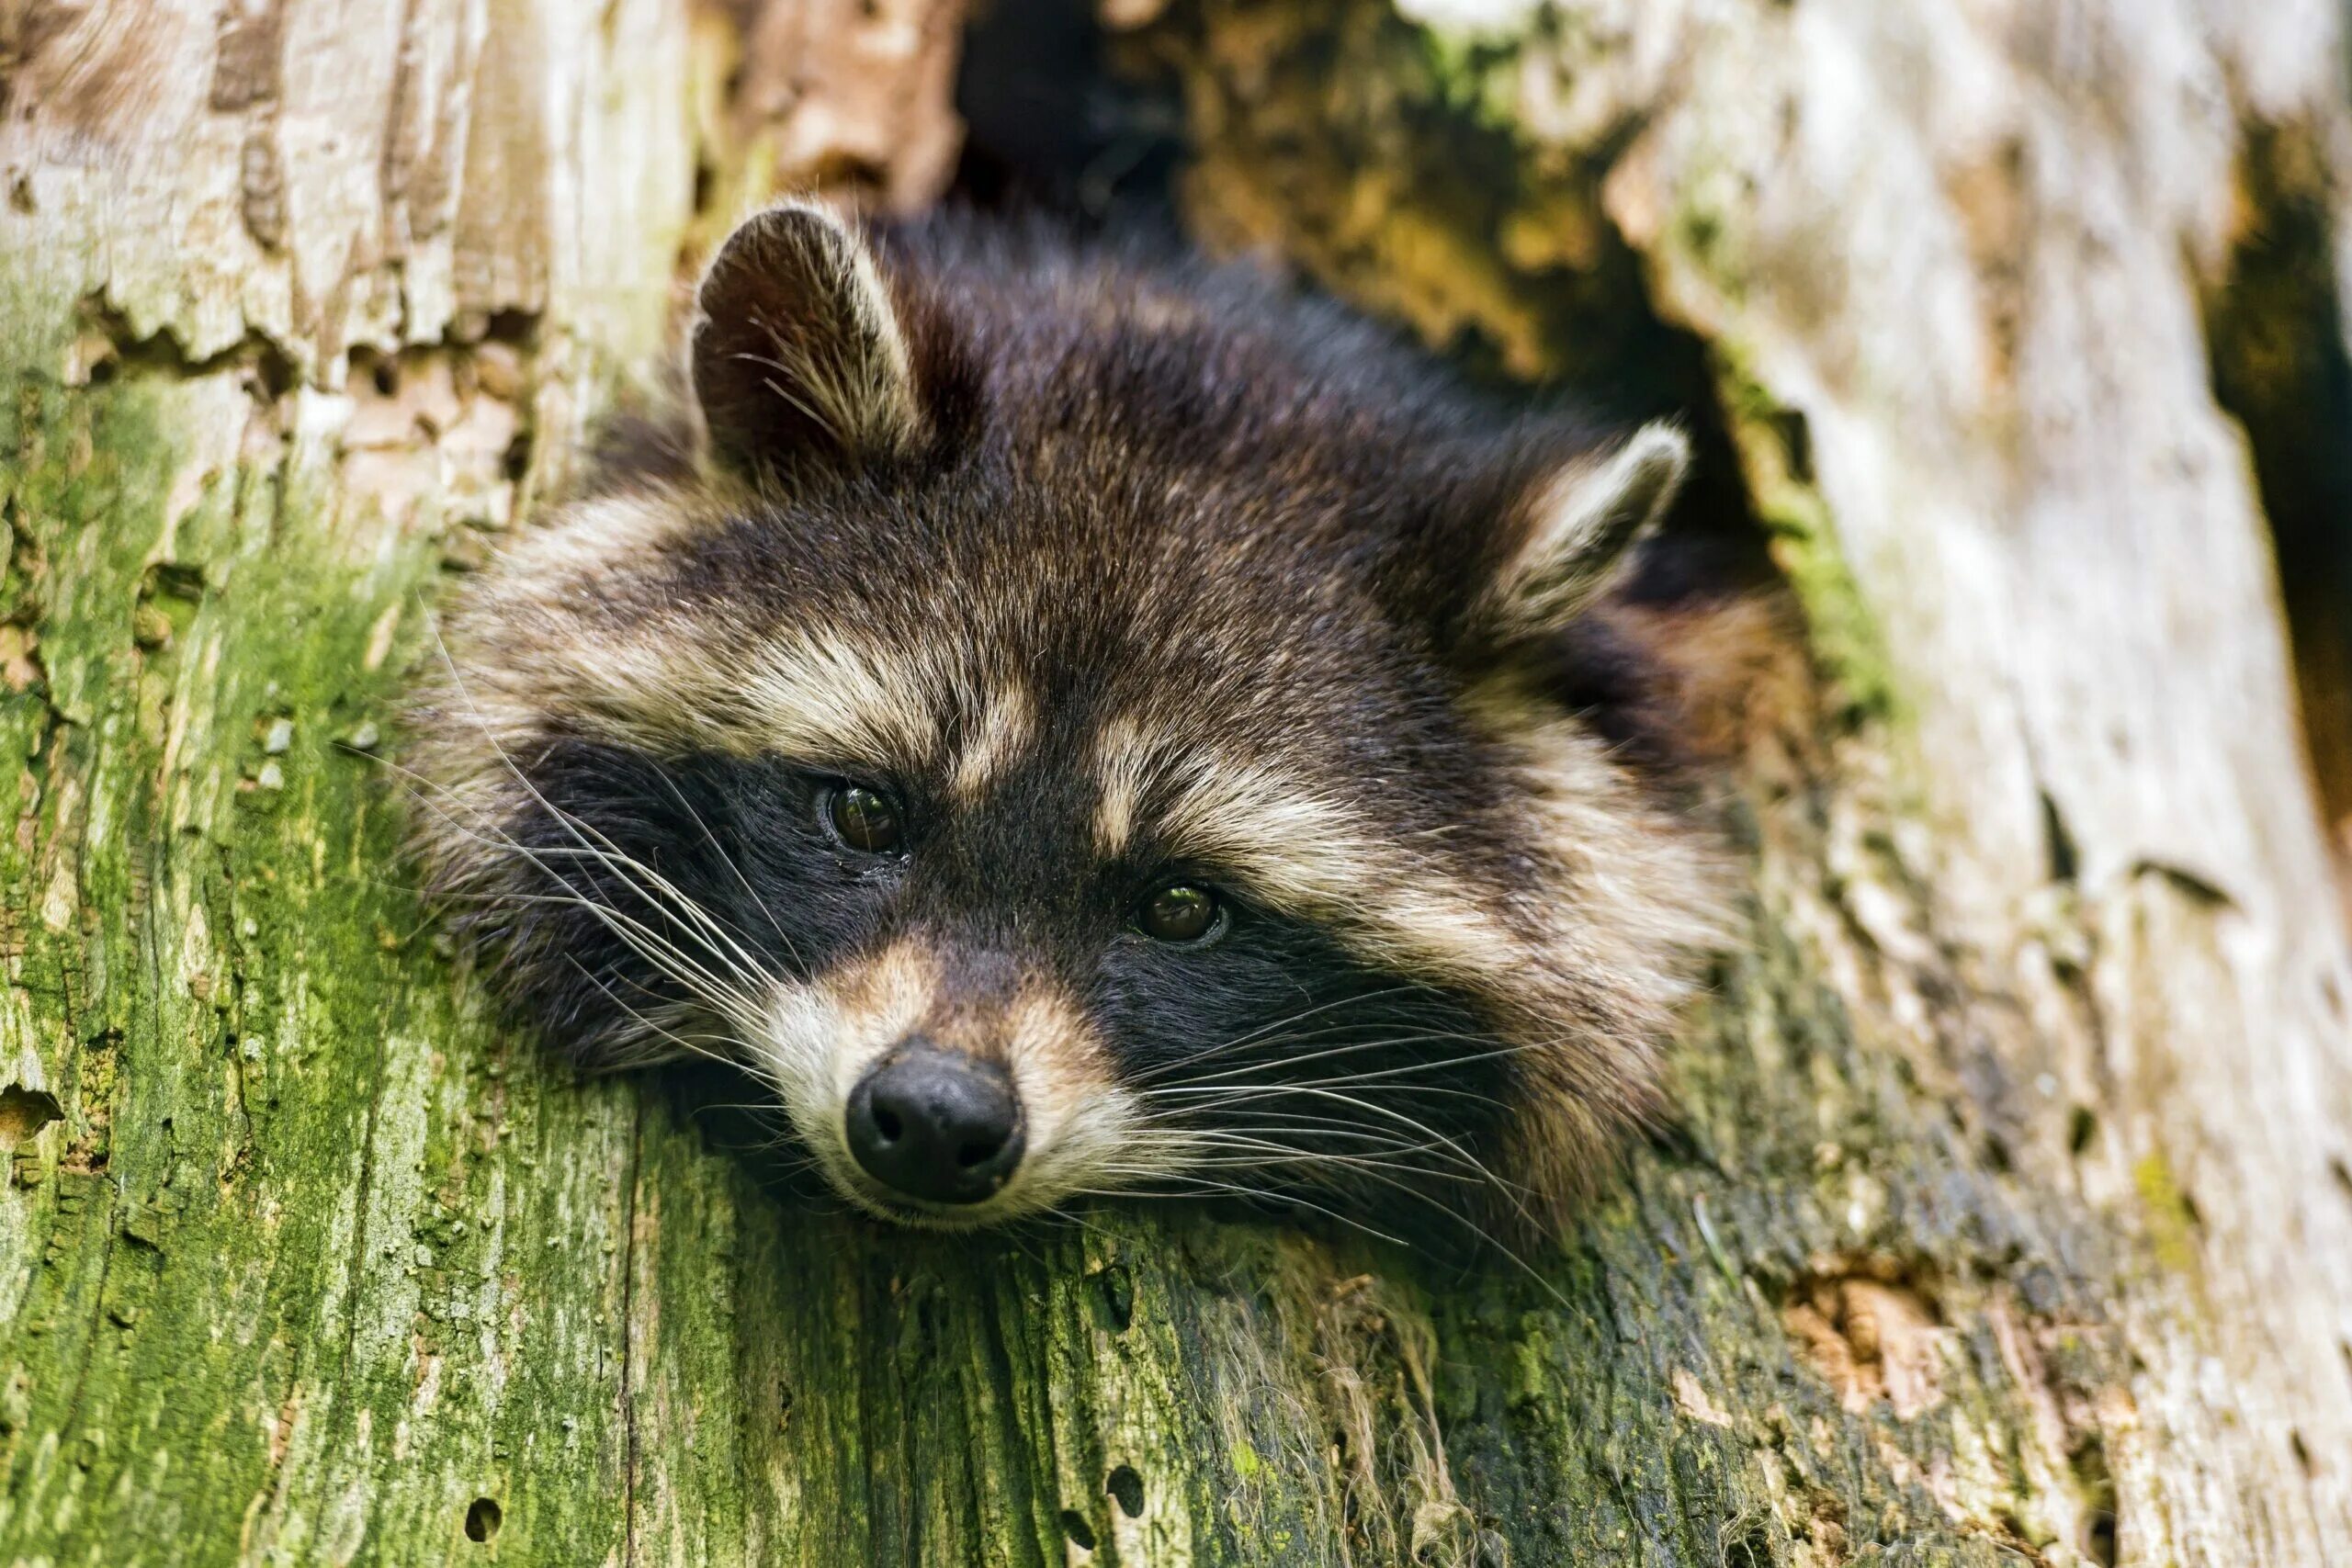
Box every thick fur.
[408,204,1751,1239]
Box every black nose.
[844,1045,1025,1205]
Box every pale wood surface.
[3,0,2347,1561]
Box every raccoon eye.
[824,784,904,854]
[1136,883,1224,945]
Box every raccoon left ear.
[1476,421,1691,639]
[690,201,924,480]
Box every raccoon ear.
[1476,422,1690,639]
[690,202,923,479]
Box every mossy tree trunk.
[5,0,2351,1563]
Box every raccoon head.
[411,202,1727,1237]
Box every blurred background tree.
[1,0,2348,1562]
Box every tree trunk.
[4,0,2349,1563]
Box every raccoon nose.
[844,1045,1026,1205]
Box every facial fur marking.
[767,942,1158,1225]
[1098,721,1525,990]
[440,597,945,777]
[1160,759,1518,983]
[733,627,943,770]
[947,684,1035,803]
[489,491,708,589]
[993,983,1163,1212]
[413,203,1748,1239]
[1090,715,1155,855]
[749,939,936,1213]
[817,937,940,1098]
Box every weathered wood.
[1139,0,2352,1561]
[2,0,2347,1562]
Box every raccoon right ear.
[690,202,924,480]
[1473,421,1691,640]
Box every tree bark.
[3,2,2349,1565]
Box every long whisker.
[435,852,768,1023]
[641,764,807,975]
[1142,1078,1513,1112]
[1067,1174,1411,1247]
[559,954,760,1072]
[1149,1031,1539,1092]
[414,627,782,998]
[398,770,775,1022]
[1125,1128,1474,1172]
[1143,1154,1484,1184]
[1164,1081,1539,1212]
[1124,986,1437,1084]
[1131,1119,1449,1149]
[1128,1108,1517,1193]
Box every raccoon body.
[412,203,1742,1237]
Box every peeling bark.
[2,0,2349,1564]
[1125,0,2352,1561]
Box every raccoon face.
[411,203,1725,1234]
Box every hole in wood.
[2202,121,2352,910]
[2086,1509,2119,1567]
[1059,1508,1096,1551]
[2041,790,2079,884]
[0,1085,62,1147]
[1091,1263,1134,1334]
[1105,1463,1144,1518]
[2069,1106,2099,1156]
[2071,1430,2120,1567]
[464,1496,501,1543]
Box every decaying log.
[2,0,2347,1562]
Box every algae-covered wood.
[3,0,2348,1562]
[1135,0,2352,1559]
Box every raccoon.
[409,202,1747,1240]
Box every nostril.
[845,1044,1025,1206]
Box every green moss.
[0,356,650,1563]
[1,19,2161,1557]
[1409,17,1527,130]
[2132,1153,2202,1278]
[1717,349,1905,728]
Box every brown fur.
[407,202,1783,1237]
